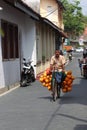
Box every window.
[1,20,19,60]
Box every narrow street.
[0,53,87,130]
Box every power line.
[44,8,58,18]
[40,6,57,14]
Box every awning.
[15,1,40,20]
[59,30,68,38]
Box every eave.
[3,0,67,38]
[3,0,40,20]
[42,18,68,38]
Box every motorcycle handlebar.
[22,58,33,64]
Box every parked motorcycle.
[20,58,35,87]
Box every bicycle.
[51,70,62,101]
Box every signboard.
[79,36,84,45]
[64,38,70,45]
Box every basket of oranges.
[39,68,52,91]
[62,70,75,93]
[39,69,75,93]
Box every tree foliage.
[62,0,85,39]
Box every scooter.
[68,53,72,61]
[78,58,87,78]
[20,58,35,87]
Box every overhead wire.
[40,5,57,14]
[44,8,58,17]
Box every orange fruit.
[43,76,46,81]
[67,74,72,79]
[50,74,52,78]
[62,88,67,93]
[67,80,71,85]
[49,77,52,81]
[45,79,49,83]
[63,80,67,85]
[67,87,72,91]
[48,85,52,91]
[45,83,49,87]
[64,85,68,88]
[67,70,72,75]
[47,75,50,79]
[43,72,47,77]
[39,77,44,82]
[42,82,46,87]
[71,76,75,80]
[65,77,69,82]
[40,74,44,78]
[48,82,51,86]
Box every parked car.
[76,47,83,52]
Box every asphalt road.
[0,52,87,130]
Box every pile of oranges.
[62,70,75,93]
[39,68,75,93]
[39,68,52,91]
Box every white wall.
[0,0,36,88]
[21,16,37,76]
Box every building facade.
[0,0,67,93]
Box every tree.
[62,0,85,39]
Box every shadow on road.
[59,55,87,106]
[57,113,87,123]
[59,76,87,106]
[74,124,87,130]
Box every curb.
[0,84,20,97]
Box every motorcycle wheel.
[32,74,35,82]
[20,80,27,87]
[20,75,28,87]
